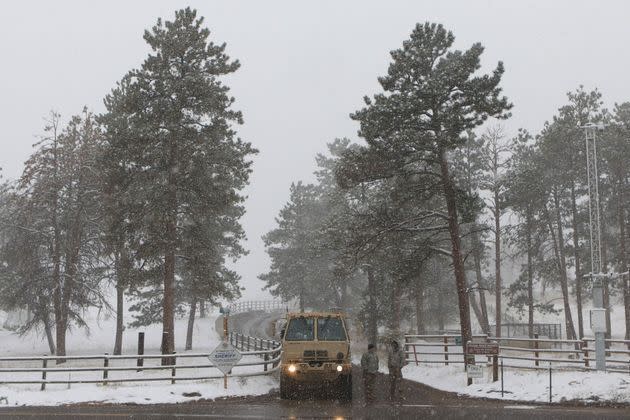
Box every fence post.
[103,353,109,386]
[549,362,551,404]
[264,352,269,371]
[247,336,251,351]
[41,356,47,391]
[444,335,449,366]
[501,358,504,397]
[534,333,539,367]
[137,332,145,372]
[171,352,177,384]
[583,339,590,368]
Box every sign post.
[466,341,499,383]
[209,341,242,390]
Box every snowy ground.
[0,308,222,357]
[0,375,277,406]
[403,362,630,404]
[0,307,278,406]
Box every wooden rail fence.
[404,334,630,373]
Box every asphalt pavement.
[1,367,628,419]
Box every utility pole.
[583,123,612,371]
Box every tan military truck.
[279,311,352,400]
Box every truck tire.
[280,374,292,399]
[340,374,352,401]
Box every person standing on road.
[387,339,406,401]
[360,343,379,404]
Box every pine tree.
[349,23,511,351]
[101,8,255,357]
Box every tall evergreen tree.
[101,8,255,357]
[349,23,511,351]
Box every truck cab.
[279,311,352,400]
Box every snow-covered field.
[403,363,630,404]
[0,307,278,406]
[0,375,277,406]
[0,308,221,357]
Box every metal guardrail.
[404,334,630,373]
[0,346,281,390]
[229,331,280,351]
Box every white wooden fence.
[404,334,630,373]
[0,346,281,390]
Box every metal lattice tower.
[584,123,603,277]
[583,122,607,371]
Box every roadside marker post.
[467,341,499,384]
[209,341,242,390]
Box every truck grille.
[303,350,328,359]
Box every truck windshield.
[284,317,315,341]
[317,317,346,341]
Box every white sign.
[209,342,242,375]
[590,308,607,333]
[467,364,483,379]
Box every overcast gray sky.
[1,0,630,300]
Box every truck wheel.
[340,374,352,401]
[280,375,292,399]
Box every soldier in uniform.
[387,339,406,401]
[360,343,379,403]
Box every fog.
[1,0,629,299]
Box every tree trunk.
[113,280,124,355]
[619,180,630,344]
[545,192,577,341]
[526,208,535,341]
[162,141,178,363]
[469,288,484,333]
[366,265,378,345]
[494,190,502,338]
[390,277,402,336]
[42,309,56,355]
[601,213,612,343]
[615,187,630,343]
[414,276,425,335]
[51,209,64,362]
[439,148,473,357]
[185,299,197,351]
[162,243,176,361]
[471,229,490,334]
[570,184,584,339]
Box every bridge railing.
[404,334,630,373]
[226,300,296,314]
[0,346,281,391]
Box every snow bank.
[0,375,277,406]
[403,363,630,404]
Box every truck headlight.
[288,364,296,373]
[336,365,343,372]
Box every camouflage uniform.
[387,343,406,401]
[361,348,379,403]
